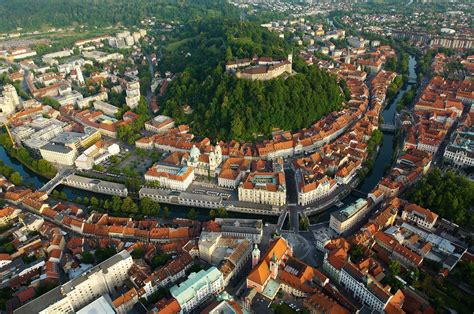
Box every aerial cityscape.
[0,0,473,313]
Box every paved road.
[143,51,155,116]
[433,120,458,166]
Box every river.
[0,145,277,223]
[309,56,417,224]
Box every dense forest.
[160,19,344,141]
[158,19,290,79]
[163,64,344,141]
[406,169,474,227]
[0,0,237,32]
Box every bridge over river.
[379,123,398,132]
[38,168,75,194]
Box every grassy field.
[165,37,192,52]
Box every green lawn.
[165,37,192,52]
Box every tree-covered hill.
[159,19,344,141]
[163,65,344,141]
[0,0,237,32]
[158,19,290,79]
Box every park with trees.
[406,169,474,226]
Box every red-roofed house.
[401,203,438,230]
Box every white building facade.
[170,267,224,313]
[15,251,133,314]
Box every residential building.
[443,127,474,169]
[145,115,175,133]
[77,295,116,314]
[330,199,369,235]
[144,162,194,191]
[401,203,438,230]
[142,253,193,299]
[0,254,12,268]
[373,231,424,269]
[170,267,224,313]
[6,48,37,61]
[304,292,350,314]
[77,92,108,109]
[82,51,123,63]
[218,157,250,188]
[0,206,22,225]
[238,171,286,207]
[296,172,338,206]
[0,84,20,117]
[202,300,243,314]
[339,262,393,312]
[125,81,140,109]
[93,100,119,116]
[14,250,133,314]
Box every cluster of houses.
[135,54,398,209]
[405,76,472,154]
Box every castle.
[226,55,293,81]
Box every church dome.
[190,145,200,160]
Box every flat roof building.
[330,198,369,235]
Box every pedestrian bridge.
[380,123,398,132]
[351,189,368,198]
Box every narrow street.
[284,166,299,232]
[143,51,155,116]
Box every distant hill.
[0,0,236,32]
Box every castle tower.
[269,252,278,280]
[287,53,293,64]
[252,244,260,268]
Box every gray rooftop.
[14,284,64,314]
[52,131,84,145]
[40,142,73,154]
[14,250,131,314]
[215,218,263,234]
[179,191,222,203]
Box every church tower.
[214,143,222,165]
[252,244,260,268]
[269,252,279,280]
